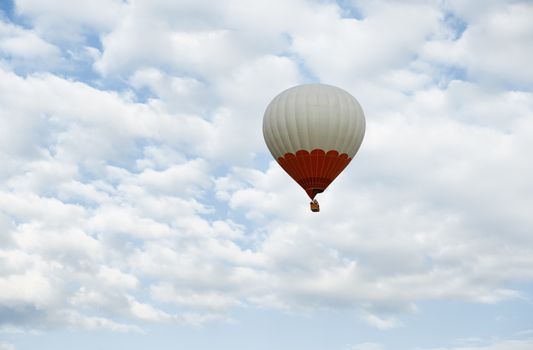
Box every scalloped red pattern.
[277,149,352,199]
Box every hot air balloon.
[262,84,365,212]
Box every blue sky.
[1,1,533,350]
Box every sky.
[0,0,533,349]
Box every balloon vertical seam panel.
[263,84,365,158]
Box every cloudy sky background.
[1,0,533,349]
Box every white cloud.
[0,0,532,343]
[136,158,211,196]
[213,47,533,315]
[222,150,530,311]
[362,313,402,330]
[0,65,242,330]
[423,1,533,86]
[58,309,141,332]
[93,0,305,78]
[0,21,59,59]
[0,20,61,70]
[96,12,240,76]
[0,68,153,163]
[127,297,174,323]
[0,271,58,308]
[130,68,211,115]
[97,266,139,290]
[14,0,126,43]
[151,283,241,311]
[291,1,442,83]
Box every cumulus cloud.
[292,0,442,83]
[217,73,533,314]
[423,1,533,87]
[0,1,532,348]
[14,0,126,43]
[0,20,61,69]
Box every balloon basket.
[310,200,320,212]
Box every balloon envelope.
[263,84,365,199]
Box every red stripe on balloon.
[277,149,352,199]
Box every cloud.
[95,0,240,77]
[217,72,533,313]
[0,270,58,308]
[0,0,532,341]
[150,283,241,311]
[362,313,402,330]
[291,0,443,83]
[208,3,533,314]
[0,20,61,69]
[422,1,533,87]
[57,310,141,332]
[0,64,237,330]
[14,0,126,43]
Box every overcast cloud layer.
[1,1,532,349]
